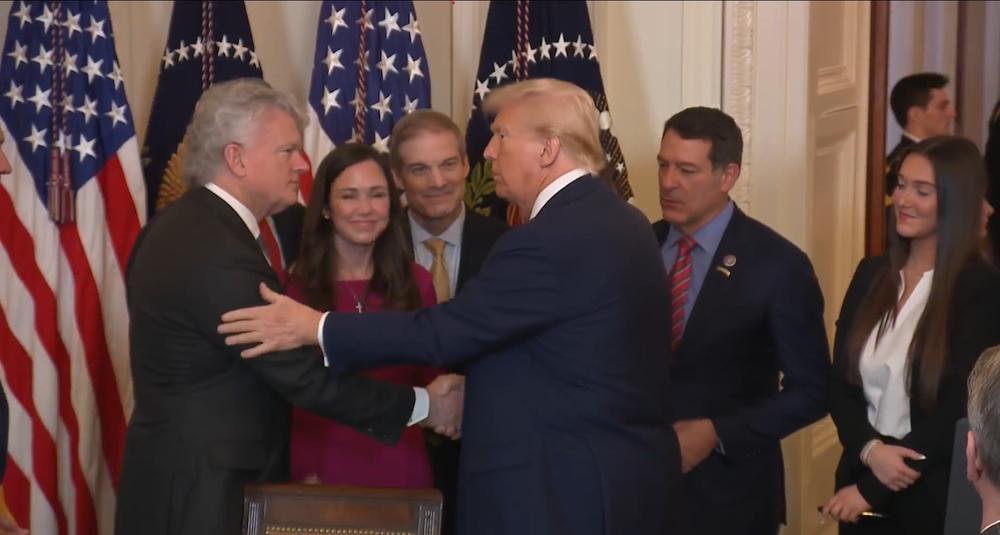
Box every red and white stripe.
[0,126,145,535]
[301,106,334,205]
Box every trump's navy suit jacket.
[324,175,685,535]
[653,207,830,535]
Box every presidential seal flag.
[303,0,431,203]
[0,1,145,533]
[465,0,633,225]
[142,0,299,273]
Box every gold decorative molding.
[722,1,755,212]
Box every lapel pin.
[715,266,731,278]
[722,254,737,268]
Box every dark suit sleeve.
[829,258,883,463]
[856,269,1000,507]
[195,261,414,444]
[323,229,562,369]
[712,248,830,457]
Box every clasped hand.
[424,374,465,439]
[867,443,924,491]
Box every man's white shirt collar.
[409,203,466,245]
[530,168,589,219]
[205,182,261,238]
[902,130,922,144]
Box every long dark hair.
[291,143,420,311]
[847,136,987,409]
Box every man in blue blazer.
[652,107,829,535]
[220,78,685,535]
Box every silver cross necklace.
[343,281,368,314]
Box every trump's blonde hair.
[483,78,603,171]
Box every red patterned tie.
[669,236,697,351]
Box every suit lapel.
[457,213,485,290]
[677,208,746,352]
[192,187,282,288]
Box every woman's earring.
[322,210,330,220]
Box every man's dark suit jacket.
[403,208,506,535]
[830,255,1000,533]
[653,207,830,535]
[323,175,684,535]
[115,187,415,535]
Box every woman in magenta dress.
[287,142,438,488]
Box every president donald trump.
[219,78,685,535]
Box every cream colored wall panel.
[811,112,863,328]
[681,1,723,109]
[811,1,861,114]
[743,1,811,247]
[600,1,695,221]
[413,0,452,117]
[450,1,488,127]
[812,1,858,97]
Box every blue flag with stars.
[142,0,263,216]
[464,0,632,225]
[303,0,431,202]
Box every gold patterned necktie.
[424,237,451,303]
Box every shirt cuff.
[409,387,429,426]
[318,312,330,366]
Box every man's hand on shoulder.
[218,282,322,358]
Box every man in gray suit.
[967,345,1000,535]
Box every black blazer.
[986,100,1000,263]
[324,176,685,535]
[401,208,507,293]
[115,187,415,535]
[653,206,830,534]
[830,255,1000,514]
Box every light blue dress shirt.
[660,201,735,335]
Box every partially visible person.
[886,73,955,199]
[388,110,507,534]
[115,79,462,535]
[967,345,1000,535]
[825,136,1000,534]
[985,100,1000,264]
[219,78,686,535]
[389,110,507,301]
[653,106,830,535]
[0,129,29,535]
[287,142,439,488]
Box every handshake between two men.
[218,282,465,439]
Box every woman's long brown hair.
[291,143,420,311]
[846,136,987,409]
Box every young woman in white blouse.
[824,136,1000,534]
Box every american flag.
[464,0,633,224]
[0,1,144,534]
[302,0,431,204]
